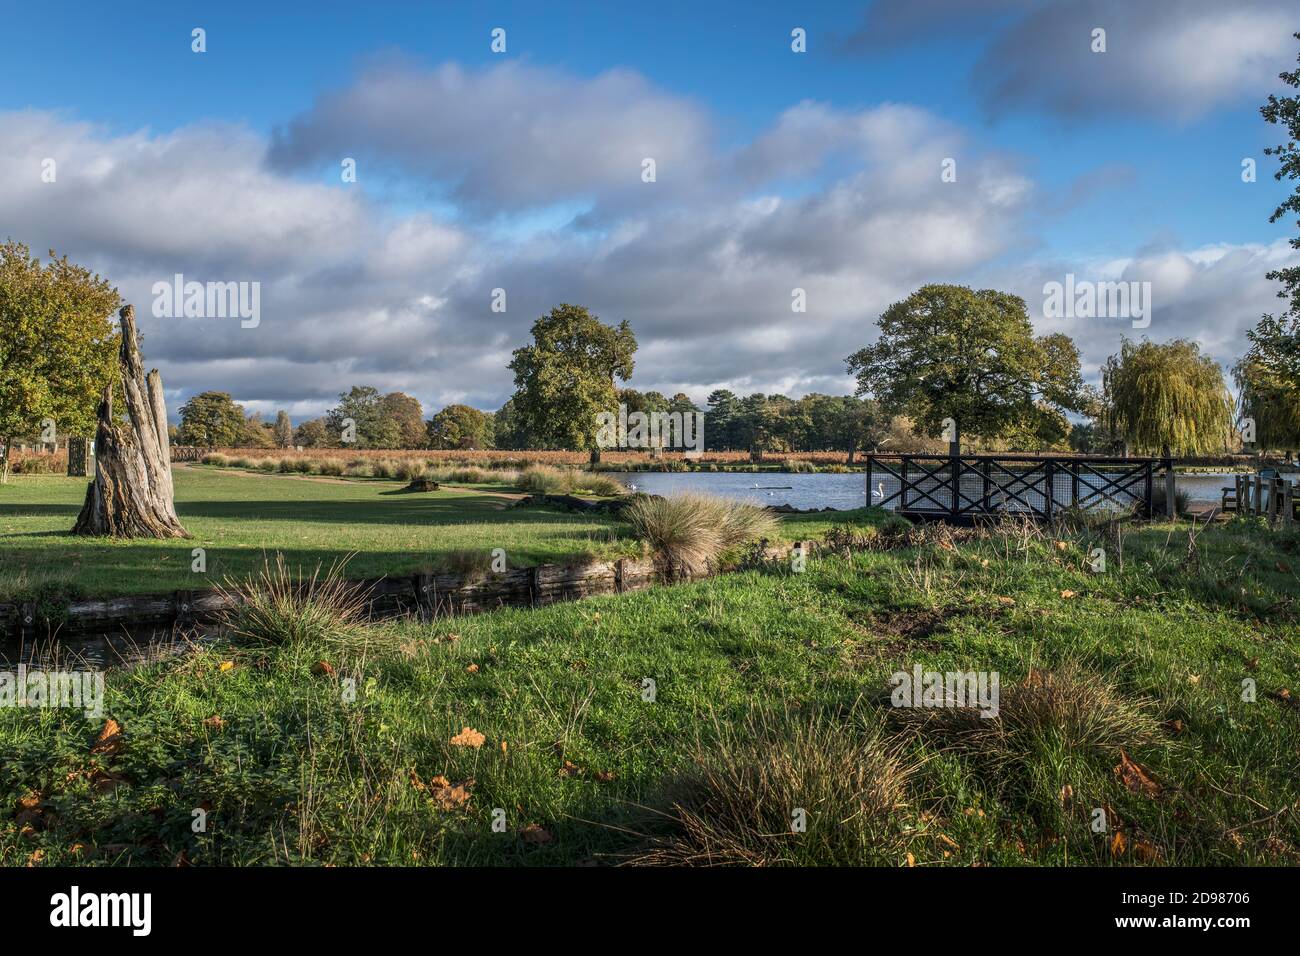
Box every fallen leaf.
[501,740,508,754]
[558,760,582,778]
[202,715,225,730]
[1133,838,1162,863]
[520,823,552,844]
[997,596,1016,607]
[431,778,472,811]
[1059,784,1073,806]
[1187,673,1201,685]
[1110,830,1127,857]
[450,726,486,748]
[905,852,916,867]
[980,559,989,568]
[218,661,234,672]
[90,719,122,755]
[1060,589,1077,599]
[26,849,44,867]
[1114,750,1161,798]
[1055,541,1069,552]
[594,770,617,782]
[311,660,336,678]
[937,833,959,850]
[465,663,479,674]
[1166,718,1185,735]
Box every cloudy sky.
[2,0,1297,421]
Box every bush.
[202,452,230,466]
[344,461,373,478]
[316,458,345,476]
[1148,483,1191,518]
[622,492,778,575]
[630,709,914,866]
[394,459,426,481]
[11,456,61,475]
[782,459,816,473]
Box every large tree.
[178,391,246,447]
[1235,353,1300,457]
[326,385,401,449]
[272,409,293,447]
[0,241,120,481]
[381,391,426,448]
[1102,338,1235,457]
[508,304,636,461]
[1262,31,1300,327]
[845,285,1085,448]
[426,403,494,450]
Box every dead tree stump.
[73,305,189,538]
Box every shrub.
[782,459,816,473]
[11,456,61,475]
[343,462,373,478]
[630,708,914,866]
[1148,484,1191,518]
[255,458,278,472]
[202,452,230,466]
[517,465,568,494]
[277,457,296,473]
[571,472,625,497]
[623,492,778,575]
[291,457,312,474]
[316,458,345,476]
[394,459,426,481]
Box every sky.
[1,0,1298,422]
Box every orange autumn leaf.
[432,778,473,811]
[311,660,336,678]
[520,823,552,844]
[218,661,234,672]
[1110,830,1127,857]
[1059,589,1077,599]
[1114,750,1161,798]
[202,715,225,730]
[90,719,122,755]
[466,663,480,674]
[905,852,916,867]
[450,726,486,748]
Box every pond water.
[615,470,1241,512]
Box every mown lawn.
[0,467,853,603]
[2,511,1297,866]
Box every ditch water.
[613,470,1238,512]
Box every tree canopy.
[178,391,247,446]
[427,403,494,450]
[845,284,1085,446]
[1102,338,1235,456]
[507,304,636,453]
[0,241,120,465]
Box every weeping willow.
[1234,355,1300,454]
[1102,338,1234,456]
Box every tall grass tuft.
[630,708,914,866]
[219,554,372,651]
[888,664,1161,776]
[622,492,778,575]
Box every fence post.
[1044,460,1055,522]
[1164,459,1176,518]
[865,457,873,509]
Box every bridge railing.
[863,454,1166,520]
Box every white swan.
[871,482,885,500]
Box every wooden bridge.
[864,454,1172,522]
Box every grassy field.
[0,466,860,602]
[2,510,1297,866]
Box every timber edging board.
[2,540,814,637]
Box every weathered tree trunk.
[73,305,188,538]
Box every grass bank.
[2,512,1297,866]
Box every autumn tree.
[426,403,494,450]
[273,410,293,447]
[381,391,426,448]
[508,304,636,461]
[0,241,120,481]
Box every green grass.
[0,467,854,602]
[2,512,1297,866]
[0,467,641,600]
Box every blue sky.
[1,0,1297,418]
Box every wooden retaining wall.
[0,541,815,639]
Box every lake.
[615,470,1240,512]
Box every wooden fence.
[1224,474,1296,526]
